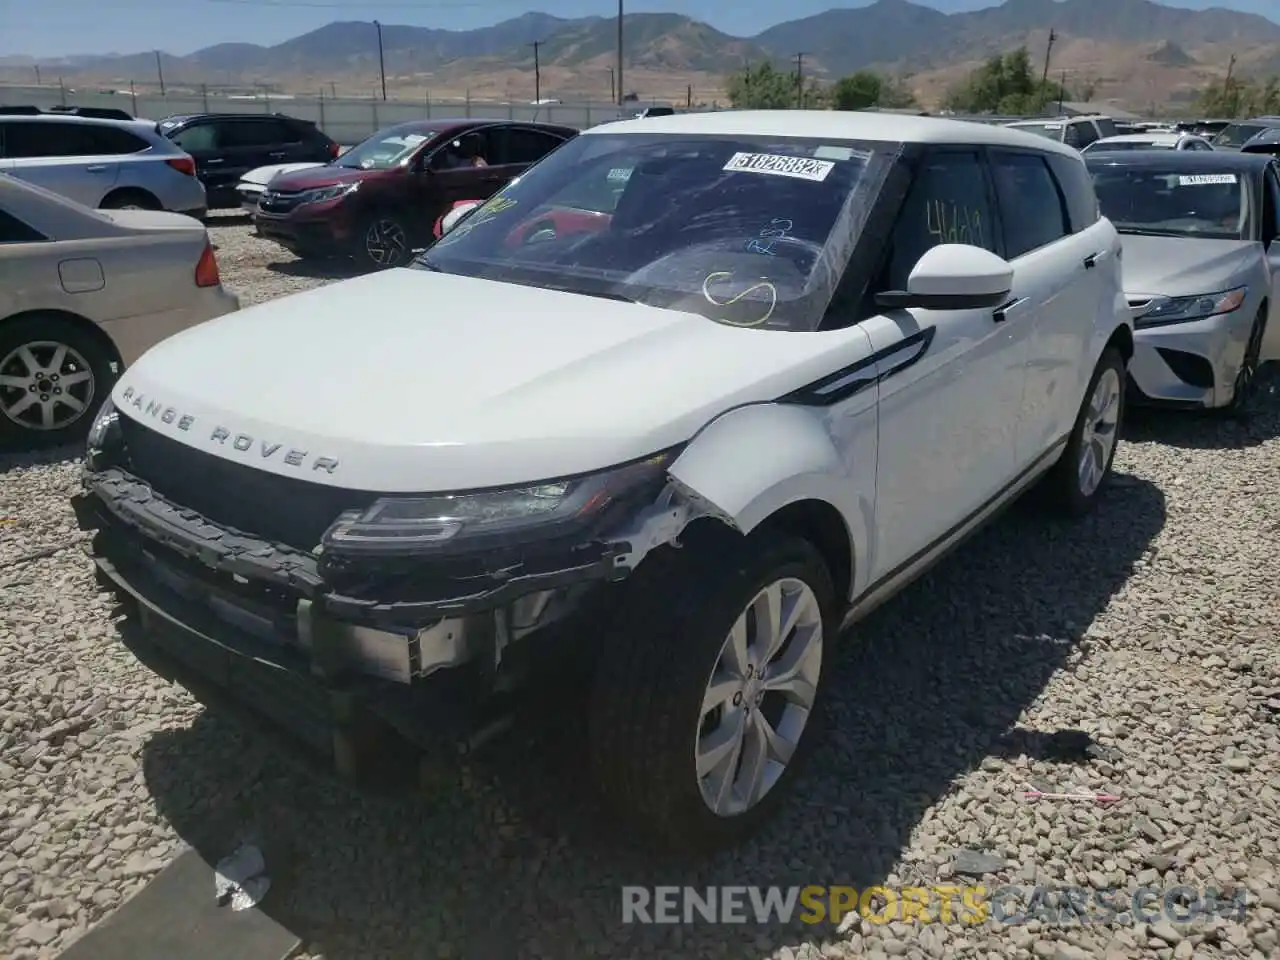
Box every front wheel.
[356,214,412,269]
[588,525,836,851]
[0,315,115,449]
[1039,346,1126,516]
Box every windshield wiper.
[1115,228,1189,238]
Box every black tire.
[1217,307,1267,419]
[588,523,838,852]
[1039,346,1126,517]
[99,189,161,211]
[0,315,116,449]
[355,213,412,269]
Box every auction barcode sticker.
[723,152,835,182]
[1178,174,1237,185]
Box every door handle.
[85,164,108,172]
[204,158,224,165]
[993,297,1028,323]
[1083,251,1105,269]
[268,152,287,159]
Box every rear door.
[0,120,122,206]
[989,147,1112,464]
[166,119,225,192]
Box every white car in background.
[1083,132,1214,153]
[1003,114,1119,150]
[0,174,238,447]
[0,114,207,216]
[234,161,329,213]
[76,111,1133,850]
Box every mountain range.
[3,0,1280,109]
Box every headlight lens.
[300,182,359,205]
[1133,286,1246,328]
[321,451,676,557]
[86,397,118,452]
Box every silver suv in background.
[0,115,207,217]
[1003,114,1118,150]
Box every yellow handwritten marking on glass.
[925,199,983,248]
[702,271,778,327]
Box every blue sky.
[2,0,1276,59]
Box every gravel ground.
[2,222,1279,960]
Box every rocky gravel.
[1,221,1278,959]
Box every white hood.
[112,270,873,492]
[238,162,327,187]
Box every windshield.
[1007,123,1064,141]
[1089,165,1251,240]
[414,132,895,332]
[1212,123,1272,148]
[335,128,435,169]
[1085,140,1172,152]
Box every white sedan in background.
[234,161,329,213]
[0,174,239,448]
[1083,132,1214,154]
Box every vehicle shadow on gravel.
[1124,367,1280,451]
[267,259,367,281]
[0,442,81,470]
[134,474,1166,960]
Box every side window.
[2,121,99,158]
[1071,122,1099,148]
[882,150,997,291]
[168,122,217,152]
[1094,117,1118,138]
[499,128,566,165]
[85,125,149,155]
[1044,152,1100,233]
[430,130,491,169]
[216,119,291,149]
[990,151,1070,258]
[0,209,48,243]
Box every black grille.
[117,416,379,550]
[258,190,306,215]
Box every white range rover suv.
[74,111,1134,851]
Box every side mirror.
[440,201,482,235]
[876,244,1014,311]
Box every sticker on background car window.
[607,167,633,182]
[1178,174,1237,185]
[814,146,855,161]
[722,152,834,182]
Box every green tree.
[725,61,824,109]
[944,46,1068,114]
[830,71,919,111]
[1198,75,1280,118]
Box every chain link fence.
[2,82,692,142]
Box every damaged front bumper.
[73,464,692,693]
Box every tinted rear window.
[1214,123,1273,148]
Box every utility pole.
[1057,69,1066,114]
[687,84,692,108]
[794,52,808,108]
[34,64,41,85]
[374,20,387,100]
[155,50,166,95]
[616,0,624,107]
[529,40,543,103]
[607,66,615,103]
[1041,28,1056,85]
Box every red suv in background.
[253,118,578,268]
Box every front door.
[987,147,1108,463]
[860,147,1026,583]
[1261,162,1280,362]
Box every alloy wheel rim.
[0,341,95,432]
[1078,366,1121,497]
[695,577,823,817]
[365,219,407,265]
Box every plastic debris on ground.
[214,843,271,912]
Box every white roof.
[1095,133,1183,145]
[584,109,1082,159]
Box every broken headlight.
[85,397,121,469]
[320,450,677,557]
